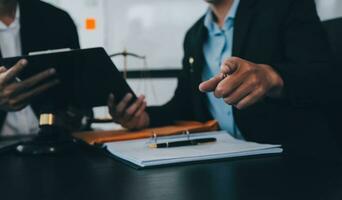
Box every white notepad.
[105,131,283,167]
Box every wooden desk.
[0,145,341,200]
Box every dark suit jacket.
[0,0,80,128]
[147,0,342,158]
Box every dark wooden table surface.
[0,144,341,200]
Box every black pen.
[148,137,217,149]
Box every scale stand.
[16,113,76,155]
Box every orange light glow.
[85,18,96,30]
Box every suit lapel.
[191,19,208,85]
[19,0,31,55]
[232,0,258,56]
[19,0,40,55]
[190,19,213,121]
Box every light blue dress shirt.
[202,0,244,139]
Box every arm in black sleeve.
[271,0,341,107]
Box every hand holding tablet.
[0,59,59,112]
[108,93,150,130]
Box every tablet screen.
[0,47,137,109]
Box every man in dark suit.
[109,0,341,157]
[0,0,80,136]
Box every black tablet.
[0,47,137,109]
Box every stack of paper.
[105,131,282,167]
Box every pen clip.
[149,129,192,145]
[152,131,158,143]
[184,130,190,141]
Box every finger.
[3,59,28,84]
[127,95,145,115]
[9,79,59,106]
[199,73,225,92]
[21,68,56,88]
[107,93,116,111]
[123,95,145,121]
[223,79,255,105]
[115,93,133,117]
[8,68,56,95]
[0,66,7,73]
[214,74,244,98]
[107,94,118,120]
[235,90,264,110]
[221,57,241,75]
[134,101,147,117]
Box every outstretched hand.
[199,57,284,109]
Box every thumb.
[107,93,116,109]
[199,74,224,92]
